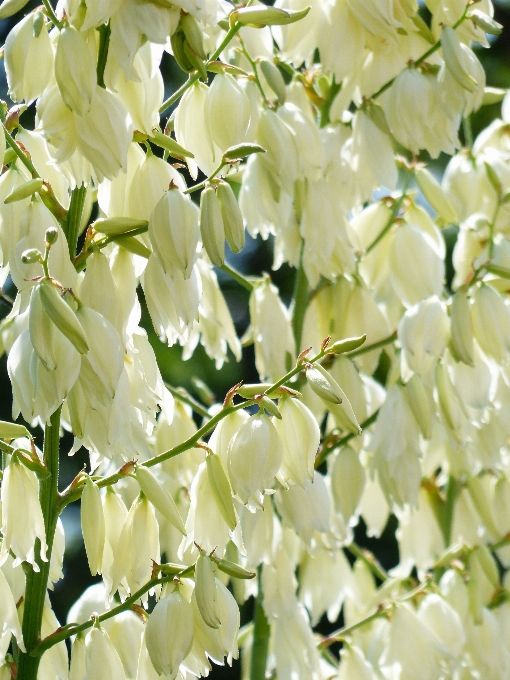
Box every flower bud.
[450,289,474,367]
[326,335,367,355]
[205,452,236,531]
[55,25,97,117]
[259,58,286,104]
[38,282,89,355]
[230,5,310,27]
[205,74,251,152]
[93,217,148,236]
[0,0,30,19]
[330,446,366,524]
[222,143,266,161]
[212,556,255,580]
[305,363,343,404]
[0,420,29,439]
[468,9,503,35]
[45,226,59,245]
[200,186,225,267]
[195,552,221,629]
[216,180,245,254]
[4,177,43,204]
[135,465,186,536]
[149,188,200,279]
[5,12,53,103]
[228,412,283,506]
[81,476,105,576]
[181,12,206,60]
[273,397,319,488]
[21,248,42,264]
[145,589,194,677]
[471,283,510,362]
[414,166,458,224]
[404,373,432,440]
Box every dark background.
[1,1,510,676]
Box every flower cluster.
[0,0,510,679]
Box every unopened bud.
[200,186,225,267]
[216,180,245,254]
[195,552,221,629]
[81,476,105,576]
[38,282,89,355]
[230,5,310,28]
[150,129,194,159]
[326,334,367,355]
[0,420,30,439]
[181,12,206,60]
[0,0,30,19]
[205,453,236,531]
[441,26,477,93]
[93,217,149,236]
[450,289,474,367]
[211,555,255,579]
[259,59,286,104]
[4,177,43,203]
[21,248,42,264]
[222,143,266,161]
[136,465,186,536]
[415,166,458,224]
[305,363,343,404]
[45,226,58,245]
[257,395,282,419]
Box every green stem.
[96,22,111,88]
[291,247,308,352]
[159,22,243,114]
[73,225,149,272]
[250,567,270,680]
[3,125,40,178]
[365,171,411,255]
[238,36,266,102]
[314,409,380,468]
[318,78,341,128]
[346,542,388,582]
[183,161,225,194]
[165,384,211,419]
[320,606,389,648]
[219,263,255,292]
[42,0,63,29]
[369,7,469,102]
[488,197,501,260]
[17,407,62,680]
[63,185,87,259]
[32,574,179,656]
[462,116,473,149]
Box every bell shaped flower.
[205,73,251,153]
[273,396,320,488]
[148,188,200,279]
[5,11,53,104]
[471,283,510,362]
[127,151,186,221]
[81,476,106,576]
[55,25,97,117]
[175,81,217,178]
[228,412,283,507]
[0,454,47,570]
[83,625,126,680]
[145,588,194,679]
[0,567,25,652]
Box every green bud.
[211,555,256,580]
[21,248,42,264]
[326,334,367,355]
[259,58,286,104]
[32,9,44,37]
[200,186,225,267]
[117,237,151,259]
[38,281,89,355]
[195,553,221,628]
[93,217,149,236]
[4,178,43,204]
[230,5,310,28]
[45,226,58,245]
[0,420,30,440]
[181,12,207,60]
[149,129,195,159]
[222,143,266,161]
[305,364,343,404]
[170,30,195,73]
[484,161,502,196]
[216,180,245,254]
[3,148,18,166]
[206,453,236,531]
[159,562,189,575]
[183,39,208,80]
[258,395,281,419]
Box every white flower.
[81,476,105,576]
[0,455,47,569]
[83,625,126,680]
[145,589,194,679]
[205,73,251,152]
[0,567,25,651]
[55,26,97,117]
